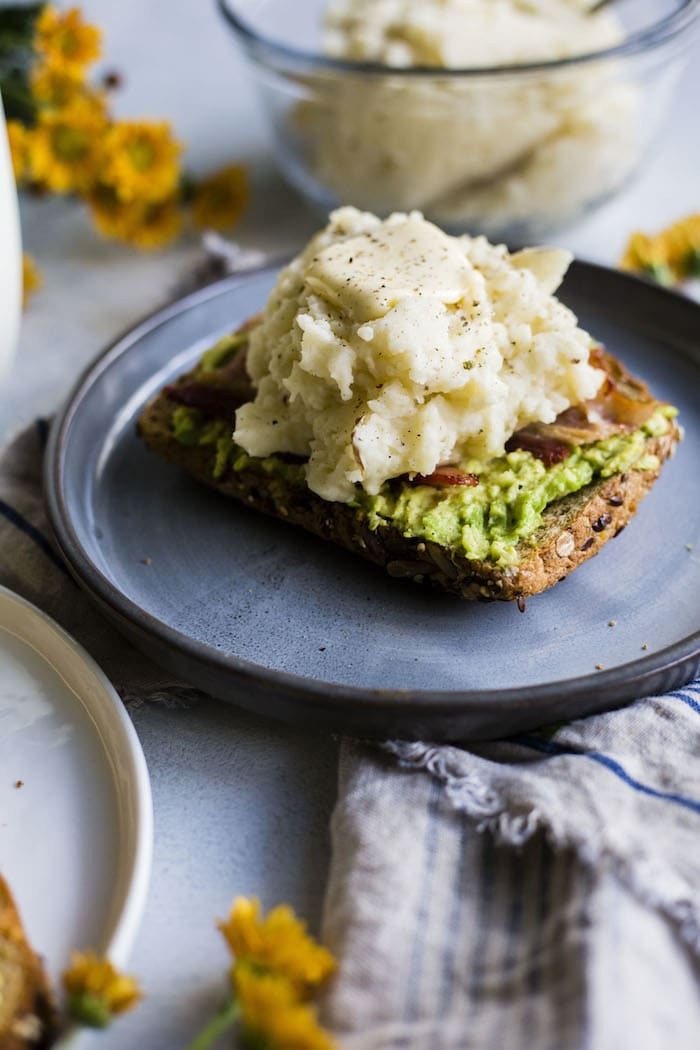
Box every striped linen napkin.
[320,711,700,1048]
[2,420,700,1048]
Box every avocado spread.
[171,400,675,568]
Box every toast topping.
[233,207,605,502]
[505,348,665,463]
[407,467,479,488]
[304,212,472,323]
[164,381,245,424]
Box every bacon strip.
[218,349,252,386]
[164,381,246,423]
[409,467,479,488]
[585,346,659,429]
[507,346,663,464]
[504,431,570,467]
[166,341,659,486]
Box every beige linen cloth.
[2,420,700,1050]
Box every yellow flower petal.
[620,231,664,271]
[620,214,700,284]
[235,968,336,1050]
[88,182,141,240]
[30,63,105,114]
[122,195,183,250]
[36,6,101,76]
[100,120,182,203]
[218,897,335,995]
[88,183,182,249]
[63,950,141,1028]
[22,254,42,308]
[28,100,107,193]
[191,164,249,231]
[663,214,700,273]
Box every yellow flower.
[620,231,668,270]
[191,164,249,230]
[30,63,105,116]
[87,182,141,239]
[7,120,30,181]
[100,120,182,203]
[621,214,700,285]
[88,183,182,249]
[36,5,101,76]
[123,196,183,249]
[63,951,141,1028]
[28,100,107,193]
[620,231,674,285]
[219,898,335,995]
[234,968,336,1050]
[22,254,42,308]
[663,214,700,276]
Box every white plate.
[0,585,152,1042]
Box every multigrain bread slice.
[138,357,680,602]
[0,876,58,1050]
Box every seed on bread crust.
[555,532,575,557]
[592,513,613,532]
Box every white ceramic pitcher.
[0,93,22,381]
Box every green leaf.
[0,4,43,43]
[643,261,674,287]
[67,991,113,1029]
[0,3,42,124]
[185,997,239,1050]
[685,248,700,279]
[0,67,36,123]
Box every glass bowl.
[219,0,699,243]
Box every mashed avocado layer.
[172,404,675,567]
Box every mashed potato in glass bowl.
[219,0,699,241]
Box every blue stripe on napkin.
[514,736,700,815]
[0,497,71,578]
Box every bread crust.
[138,384,679,601]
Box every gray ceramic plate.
[45,263,700,740]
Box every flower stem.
[185,997,239,1050]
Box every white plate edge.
[0,584,153,1040]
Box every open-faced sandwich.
[139,208,680,602]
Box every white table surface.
[1,2,698,1045]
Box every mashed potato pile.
[233,208,604,503]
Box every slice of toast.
[138,348,679,602]
[0,876,58,1050]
